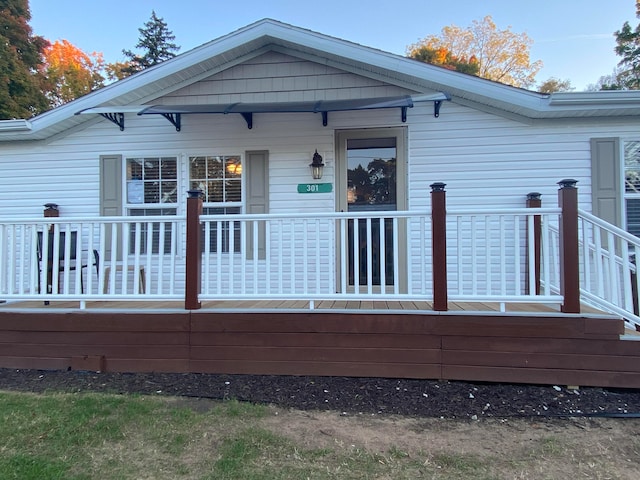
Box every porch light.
[310,150,324,179]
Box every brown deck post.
[558,179,580,313]
[431,182,448,311]
[185,190,203,310]
[526,192,542,295]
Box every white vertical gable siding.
[158,51,414,104]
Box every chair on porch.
[37,231,99,296]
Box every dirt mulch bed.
[2,368,640,419]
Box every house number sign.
[297,183,332,194]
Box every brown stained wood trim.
[105,358,190,373]
[0,312,191,332]
[431,186,448,311]
[189,312,444,335]
[442,336,640,356]
[558,183,581,313]
[190,332,443,349]
[0,331,190,346]
[442,350,640,373]
[442,365,640,389]
[583,317,625,335]
[71,355,105,372]
[185,193,203,310]
[190,346,441,364]
[433,315,586,338]
[0,344,190,359]
[526,194,542,296]
[189,360,441,379]
[0,356,71,371]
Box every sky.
[28,0,637,91]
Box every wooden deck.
[0,298,607,314]
[1,299,639,389]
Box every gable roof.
[2,18,640,142]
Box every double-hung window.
[125,156,178,254]
[189,155,242,253]
[624,141,640,237]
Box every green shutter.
[591,138,622,227]
[245,150,269,260]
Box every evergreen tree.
[0,0,49,119]
[120,10,180,76]
[614,0,640,89]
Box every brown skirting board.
[0,310,638,388]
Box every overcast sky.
[29,0,636,91]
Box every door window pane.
[347,138,396,212]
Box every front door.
[336,128,407,292]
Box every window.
[625,142,640,237]
[189,155,242,253]
[126,157,178,254]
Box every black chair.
[37,231,99,296]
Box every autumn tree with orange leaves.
[407,16,542,88]
[409,46,479,75]
[41,39,105,106]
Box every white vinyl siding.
[3,55,640,295]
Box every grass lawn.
[1,390,638,479]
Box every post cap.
[430,182,446,192]
[187,189,204,199]
[557,179,578,189]
[527,192,542,200]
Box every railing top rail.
[447,207,562,216]
[578,209,640,247]
[201,210,428,221]
[0,207,562,227]
[0,215,187,225]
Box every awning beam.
[99,112,125,131]
[76,93,450,131]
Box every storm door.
[336,128,407,292]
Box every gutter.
[0,119,32,132]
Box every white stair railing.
[576,210,640,329]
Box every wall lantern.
[310,150,324,180]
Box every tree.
[118,10,180,77]
[41,39,104,107]
[104,61,132,82]
[407,16,543,88]
[0,0,49,119]
[614,0,640,89]
[536,77,573,93]
[409,46,479,75]
[586,67,626,91]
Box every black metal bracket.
[434,100,443,118]
[161,113,181,131]
[99,112,125,131]
[241,112,253,129]
[321,111,328,127]
[401,106,408,123]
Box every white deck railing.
[0,216,184,303]
[198,211,429,303]
[445,207,563,309]
[1,207,570,312]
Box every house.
[1,19,640,387]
